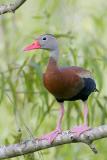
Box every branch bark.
[0,0,27,15]
[0,125,107,159]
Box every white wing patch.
[77,71,93,79]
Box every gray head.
[24,34,58,51]
[37,34,58,51]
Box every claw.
[39,103,64,144]
[71,125,91,137]
[40,129,61,143]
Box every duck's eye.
[42,37,46,40]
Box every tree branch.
[0,0,27,15]
[0,125,107,159]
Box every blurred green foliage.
[0,0,107,159]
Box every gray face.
[37,34,58,51]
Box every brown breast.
[43,57,84,99]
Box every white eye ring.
[42,37,47,40]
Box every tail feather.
[94,88,99,92]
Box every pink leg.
[71,101,90,136]
[84,101,88,126]
[40,103,64,143]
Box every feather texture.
[43,57,96,102]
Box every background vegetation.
[0,0,107,159]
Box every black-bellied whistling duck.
[24,34,97,143]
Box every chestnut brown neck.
[46,48,59,73]
[46,57,59,73]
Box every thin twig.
[0,0,27,15]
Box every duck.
[24,34,97,143]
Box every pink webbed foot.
[40,128,61,143]
[71,125,91,137]
[39,103,64,143]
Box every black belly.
[56,78,97,102]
